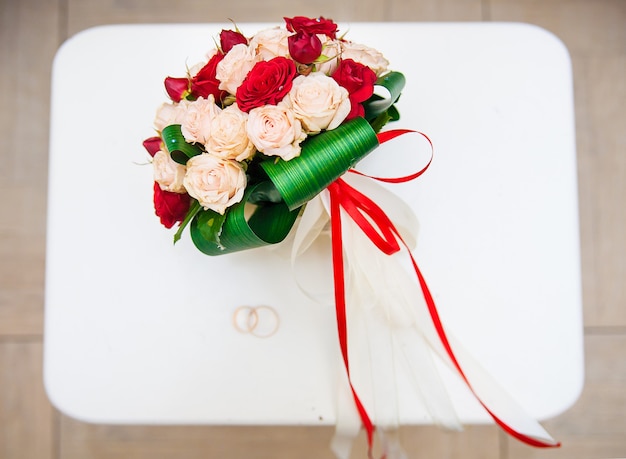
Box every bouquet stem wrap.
[261,117,380,211]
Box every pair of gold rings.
[233,305,280,338]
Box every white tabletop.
[44,22,583,426]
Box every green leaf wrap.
[190,182,300,256]
[161,124,203,164]
[363,71,406,121]
[261,117,380,211]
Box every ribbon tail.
[332,175,560,448]
[342,209,463,431]
[399,237,561,447]
[331,372,363,459]
[289,196,334,304]
[394,329,463,431]
[328,182,377,456]
[447,333,560,446]
[378,429,409,459]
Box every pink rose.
[246,104,305,161]
[315,37,341,74]
[216,43,258,95]
[180,95,221,145]
[205,104,255,162]
[183,154,247,214]
[249,27,291,61]
[153,102,186,132]
[340,41,389,76]
[283,72,350,133]
[153,150,187,193]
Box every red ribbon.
[327,130,560,457]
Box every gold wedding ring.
[233,305,280,338]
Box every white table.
[44,22,583,426]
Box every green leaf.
[173,199,201,244]
[387,104,400,121]
[363,71,406,121]
[190,207,228,249]
[261,117,380,210]
[248,180,284,204]
[161,124,204,165]
[190,182,300,256]
[368,111,393,134]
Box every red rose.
[142,136,162,157]
[236,57,296,113]
[164,77,189,102]
[190,52,227,103]
[284,16,338,39]
[153,182,191,229]
[288,31,322,64]
[219,29,247,53]
[332,59,377,119]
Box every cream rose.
[152,150,187,193]
[183,154,246,214]
[249,27,291,61]
[283,72,351,134]
[340,41,390,76]
[216,43,258,95]
[205,104,255,162]
[180,95,221,145]
[154,102,186,132]
[316,37,341,75]
[247,104,306,161]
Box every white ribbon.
[289,173,557,458]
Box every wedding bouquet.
[142,16,405,255]
[141,16,560,459]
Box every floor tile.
[574,55,626,327]
[0,0,59,185]
[58,417,502,458]
[397,425,501,458]
[0,0,60,336]
[507,333,626,458]
[387,0,484,21]
[60,420,339,459]
[489,0,626,57]
[66,0,389,37]
[0,341,54,459]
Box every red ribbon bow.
[327,130,559,458]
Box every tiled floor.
[1,0,624,458]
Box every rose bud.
[153,182,191,229]
[164,77,190,102]
[219,29,248,53]
[190,53,227,103]
[284,16,338,39]
[288,31,322,65]
[142,136,162,157]
[331,58,377,119]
